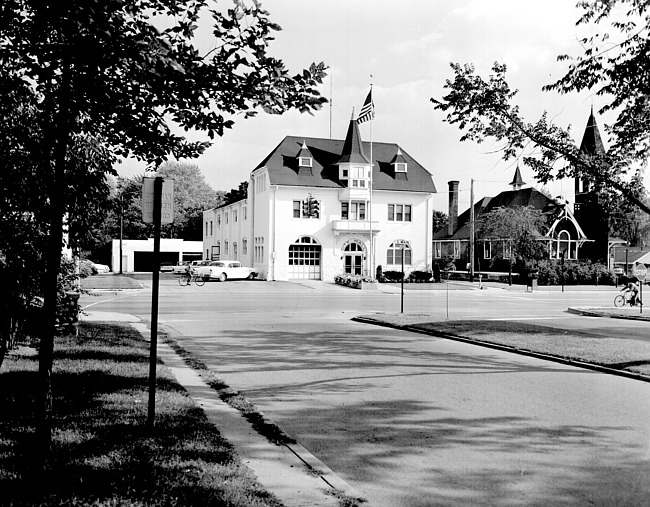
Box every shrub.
[382,270,404,282]
[408,270,433,282]
[527,259,615,286]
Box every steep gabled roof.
[254,135,437,193]
[433,187,554,240]
[337,118,370,164]
[579,106,606,156]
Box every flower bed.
[334,274,378,290]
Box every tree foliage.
[1,0,327,452]
[477,205,548,267]
[432,0,650,217]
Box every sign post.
[634,263,647,314]
[395,240,409,313]
[142,177,173,429]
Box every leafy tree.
[477,205,548,270]
[223,181,249,206]
[432,210,448,235]
[431,0,650,217]
[608,187,650,247]
[2,0,327,452]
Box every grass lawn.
[0,322,282,507]
[357,314,650,377]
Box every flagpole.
[369,82,373,279]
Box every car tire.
[247,273,256,280]
[219,273,227,282]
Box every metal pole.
[147,177,163,429]
[119,194,123,274]
[469,178,475,283]
[400,251,404,313]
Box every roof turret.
[337,110,370,165]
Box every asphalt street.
[81,277,650,506]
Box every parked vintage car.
[172,261,191,275]
[159,262,174,273]
[196,260,257,282]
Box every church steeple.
[510,165,526,191]
[579,106,606,156]
[576,106,606,197]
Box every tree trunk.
[35,63,72,457]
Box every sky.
[116,0,624,214]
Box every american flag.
[356,89,374,124]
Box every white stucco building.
[203,116,437,281]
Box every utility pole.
[469,178,475,283]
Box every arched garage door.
[288,236,321,279]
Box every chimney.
[448,180,459,236]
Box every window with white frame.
[209,221,213,236]
[299,157,312,167]
[225,212,229,224]
[503,241,512,259]
[341,202,366,220]
[254,237,265,263]
[387,241,412,265]
[293,200,301,218]
[346,166,368,188]
[217,214,221,227]
[483,241,492,260]
[434,241,442,259]
[255,173,267,193]
[388,204,412,222]
[243,206,247,220]
[453,240,461,259]
[394,162,407,173]
[242,238,248,256]
[224,240,229,255]
[233,210,238,222]
[205,221,208,235]
[233,242,238,260]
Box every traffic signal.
[309,198,320,218]
[302,199,310,217]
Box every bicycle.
[614,291,642,307]
[178,273,206,287]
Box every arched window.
[387,241,412,265]
[558,230,570,259]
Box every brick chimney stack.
[448,180,459,236]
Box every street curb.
[567,306,650,322]
[148,320,367,506]
[352,316,650,385]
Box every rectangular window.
[503,242,511,259]
[395,163,407,173]
[341,202,349,219]
[205,222,208,235]
[224,240,229,255]
[484,242,492,260]
[388,203,412,222]
[209,221,213,236]
[299,157,312,167]
[434,242,442,259]
[242,239,248,256]
[293,200,301,218]
[243,207,247,220]
[453,240,461,259]
[233,210,238,222]
[225,212,229,224]
[217,214,221,227]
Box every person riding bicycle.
[621,279,640,306]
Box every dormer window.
[296,141,313,171]
[391,148,408,174]
[299,156,312,168]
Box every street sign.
[142,177,174,224]
[634,263,647,281]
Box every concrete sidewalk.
[80,311,366,507]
